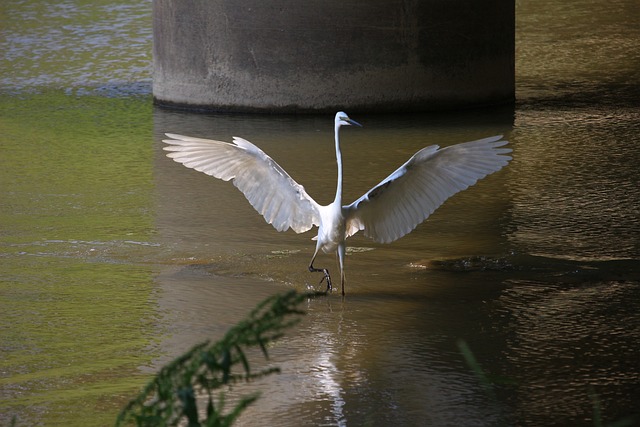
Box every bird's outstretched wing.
[163,133,321,233]
[344,135,512,243]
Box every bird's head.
[335,111,362,128]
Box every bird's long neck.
[333,125,343,206]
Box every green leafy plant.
[116,290,323,427]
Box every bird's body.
[317,202,345,255]
[163,112,512,295]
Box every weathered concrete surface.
[153,0,514,113]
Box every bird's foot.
[319,269,332,293]
[311,266,332,293]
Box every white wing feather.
[163,133,321,233]
[345,135,512,243]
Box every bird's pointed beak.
[347,118,362,127]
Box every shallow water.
[1,0,639,426]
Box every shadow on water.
[150,99,640,425]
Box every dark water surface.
[1,0,639,426]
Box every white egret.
[163,112,512,295]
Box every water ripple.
[0,1,152,95]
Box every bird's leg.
[337,244,346,296]
[309,263,332,292]
[309,250,332,292]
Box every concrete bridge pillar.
[152,0,514,113]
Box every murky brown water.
[152,104,639,426]
[1,0,639,426]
